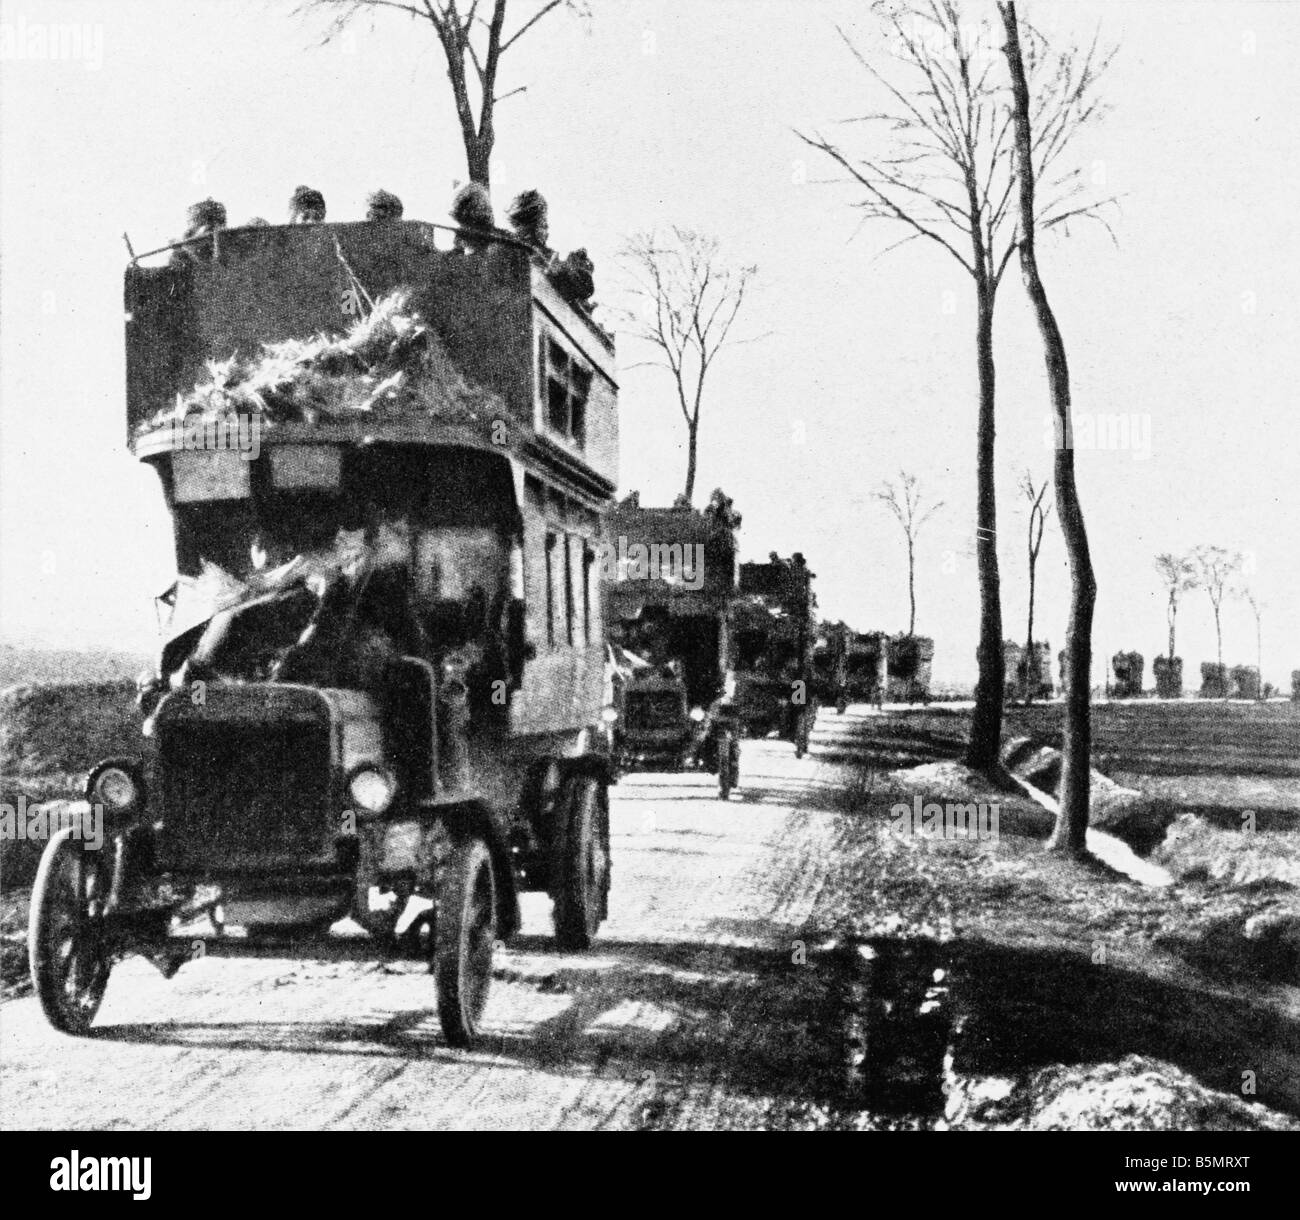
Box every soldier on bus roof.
[169,198,227,264]
[450,182,495,253]
[367,189,403,221]
[506,189,553,261]
[288,185,327,224]
[552,248,595,308]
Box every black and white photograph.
[0,0,1297,1174]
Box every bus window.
[545,532,558,647]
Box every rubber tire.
[434,835,497,1048]
[29,827,112,1035]
[551,775,610,951]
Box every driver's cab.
[152,440,523,709]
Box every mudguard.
[557,752,614,788]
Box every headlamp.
[94,768,139,810]
[348,765,397,816]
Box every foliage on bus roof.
[137,289,505,438]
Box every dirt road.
[1,727,854,1131]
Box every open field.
[0,645,149,690]
[849,700,1299,824]
[1003,699,1300,780]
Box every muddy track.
[1,728,859,1131]
[6,708,1297,1131]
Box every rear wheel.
[551,774,610,950]
[29,827,112,1035]
[434,834,497,1048]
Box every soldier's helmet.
[366,189,404,222]
[506,188,550,250]
[184,198,227,238]
[451,182,494,232]
[289,185,327,224]
[553,247,595,304]
[450,183,496,254]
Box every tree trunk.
[1215,607,1225,700]
[1256,614,1263,702]
[1025,559,1037,704]
[1001,2,1097,856]
[907,536,916,637]
[467,137,492,189]
[1168,596,1177,665]
[436,11,494,192]
[683,421,699,505]
[965,291,1005,772]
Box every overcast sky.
[1,0,1296,688]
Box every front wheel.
[434,834,497,1048]
[551,774,610,950]
[29,827,112,1035]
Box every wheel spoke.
[31,832,111,1033]
[435,839,498,1042]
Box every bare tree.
[1019,468,1051,703]
[1192,544,1242,698]
[1153,551,1196,668]
[305,1,585,189]
[798,0,1114,774]
[874,471,943,637]
[1237,585,1265,701]
[619,229,756,505]
[1000,1,1105,856]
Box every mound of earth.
[884,760,1056,839]
[1156,812,1300,889]
[947,1054,1298,1131]
[1,682,141,886]
[1,680,140,780]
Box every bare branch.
[796,131,975,274]
[303,0,579,186]
[617,229,758,502]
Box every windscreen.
[161,444,519,653]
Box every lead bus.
[29,214,618,1047]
